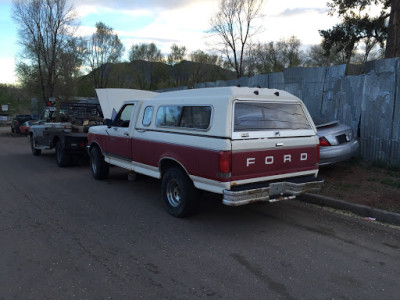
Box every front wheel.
[161,167,199,217]
[30,135,41,156]
[56,140,71,167]
[90,146,109,180]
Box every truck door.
[104,103,135,161]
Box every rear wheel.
[56,139,71,167]
[30,135,41,156]
[162,167,199,217]
[90,146,109,180]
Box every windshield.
[234,102,311,132]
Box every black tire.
[55,139,70,167]
[90,146,109,180]
[161,167,199,218]
[30,135,41,156]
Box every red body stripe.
[90,133,318,182]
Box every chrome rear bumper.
[222,176,323,206]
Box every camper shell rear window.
[234,102,311,132]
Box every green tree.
[249,36,304,74]
[86,22,124,88]
[167,44,187,65]
[320,0,390,64]
[12,0,79,104]
[128,43,164,89]
[186,50,222,86]
[209,0,264,78]
[57,37,87,100]
[128,43,164,62]
[304,44,348,66]
[190,50,220,65]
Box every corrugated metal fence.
[187,58,400,165]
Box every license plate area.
[337,134,347,144]
[269,182,286,197]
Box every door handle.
[123,132,129,137]
[276,143,284,147]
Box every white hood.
[96,88,158,119]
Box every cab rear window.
[234,102,311,132]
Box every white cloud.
[259,0,339,45]
[72,0,209,11]
[278,7,329,17]
[128,2,216,52]
[0,58,16,84]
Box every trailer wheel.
[56,139,71,167]
[162,167,199,217]
[30,134,41,156]
[90,146,109,180]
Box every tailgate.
[230,100,319,183]
[231,137,319,182]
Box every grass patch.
[337,182,361,190]
[367,177,380,182]
[380,178,400,189]
[371,160,388,169]
[388,164,400,172]
[387,171,400,179]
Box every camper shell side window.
[155,105,212,130]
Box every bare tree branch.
[209,0,264,78]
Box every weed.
[387,171,400,179]
[380,178,400,189]
[371,160,388,169]
[388,164,400,172]
[339,183,361,190]
[367,177,380,182]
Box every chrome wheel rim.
[166,179,181,207]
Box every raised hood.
[96,88,158,119]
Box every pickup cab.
[30,100,103,167]
[87,87,323,217]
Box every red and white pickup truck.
[87,87,323,217]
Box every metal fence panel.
[361,59,397,162]
[190,59,399,164]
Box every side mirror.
[105,119,112,128]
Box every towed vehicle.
[19,120,38,135]
[11,114,33,133]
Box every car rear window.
[234,102,311,132]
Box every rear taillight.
[218,151,231,178]
[319,137,331,147]
[317,144,320,163]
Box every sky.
[0,0,342,84]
